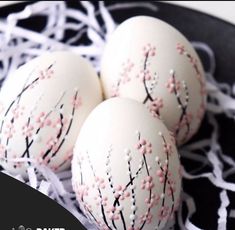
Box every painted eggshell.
[101,16,207,145]
[72,98,181,230]
[0,51,103,177]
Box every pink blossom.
[76,184,89,200]
[12,105,24,119]
[22,124,34,137]
[169,131,176,145]
[95,176,106,190]
[135,138,152,155]
[45,118,52,126]
[143,43,156,57]
[176,43,185,54]
[156,169,165,184]
[141,176,154,191]
[176,112,194,130]
[111,84,120,97]
[46,136,58,151]
[149,97,163,117]
[166,76,180,93]
[137,69,152,82]
[145,212,153,224]
[4,122,15,139]
[163,142,173,155]
[119,59,134,84]
[158,206,170,220]
[71,95,82,109]
[39,67,54,80]
[36,111,46,128]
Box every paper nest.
[0,1,235,230]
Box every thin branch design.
[86,151,112,230]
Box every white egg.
[72,98,181,230]
[101,16,207,145]
[0,51,103,176]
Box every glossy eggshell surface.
[101,16,207,145]
[0,51,103,176]
[72,98,181,230]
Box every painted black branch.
[20,91,66,158]
[127,157,136,228]
[77,155,91,224]
[113,160,144,208]
[47,91,78,168]
[0,77,40,137]
[139,155,152,230]
[157,135,170,228]
[43,104,65,162]
[86,151,112,230]
[171,72,190,143]
[3,79,35,159]
[21,117,32,166]
[1,64,54,160]
[142,52,154,104]
[79,161,83,189]
[156,158,175,220]
[105,151,117,230]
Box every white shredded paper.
[0,1,235,230]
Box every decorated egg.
[101,16,207,145]
[0,51,103,176]
[72,98,181,230]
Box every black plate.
[0,2,235,230]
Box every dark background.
[0,1,235,230]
